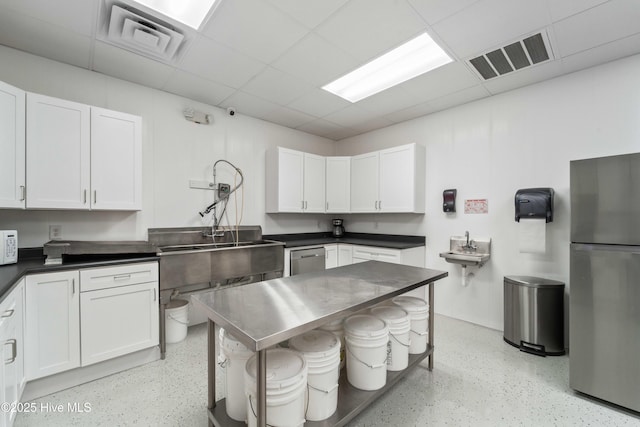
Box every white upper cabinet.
[350,151,380,213]
[351,143,425,213]
[0,81,26,209]
[325,156,350,213]
[266,147,325,213]
[26,93,90,209]
[26,93,142,210]
[91,107,142,210]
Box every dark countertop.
[263,232,425,250]
[0,248,159,305]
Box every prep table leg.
[428,282,434,371]
[257,349,267,427]
[208,319,216,412]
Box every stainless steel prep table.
[192,261,447,427]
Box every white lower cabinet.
[0,279,25,427]
[338,244,353,266]
[80,263,158,366]
[325,244,338,269]
[25,271,80,381]
[25,262,159,381]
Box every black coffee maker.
[332,219,345,237]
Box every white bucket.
[165,299,188,344]
[344,314,389,391]
[289,330,340,421]
[370,306,411,371]
[392,296,429,354]
[219,328,254,422]
[317,317,346,370]
[245,348,307,427]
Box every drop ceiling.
[0,0,639,140]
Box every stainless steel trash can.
[503,276,565,356]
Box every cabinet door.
[325,245,338,269]
[266,147,303,212]
[81,282,159,366]
[26,93,90,209]
[90,107,142,210]
[303,153,325,213]
[337,244,353,266]
[0,279,23,427]
[326,157,350,213]
[351,152,379,212]
[0,81,25,209]
[379,144,425,213]
[25,271,80,380]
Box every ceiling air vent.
[468,31,554,80]
[104,4,185,63]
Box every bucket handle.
[390,332,410,347]
[410,329,428,337]
[168,313,189,326]
[248,397,305,427]
[308,382,339,394]
[346,345,386,369]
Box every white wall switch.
[49,225,62,240]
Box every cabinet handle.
[4,339,16,365]
[301,200,304,210]
[19,185,25,201]
[378,200,382,210]
[114,274,132,281]
[1,309,14,318]
[72,278,75,294]
[374,201,378,210]
[94,190,97,204]
[83,189,87,204]
[326,202,328,211]
[153,289,157,302]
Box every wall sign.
[464,199,488,214]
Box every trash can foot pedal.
[519,341,546,357]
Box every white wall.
[336,54,640,332]
[0,46,335,247]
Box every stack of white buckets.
[218,295,428,426]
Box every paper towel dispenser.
[515,188,554,223]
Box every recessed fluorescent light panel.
[323,32,453,103]
[134,0,217,29]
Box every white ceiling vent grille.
[105,4,185,63]
[468,31,554,80]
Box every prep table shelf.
[192,261,447,427]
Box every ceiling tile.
[427,85,490,111]
[399,61,480,103]
[240,67,315,106]
[0,9,92,69]
[433,0,551,59]
[323,105,380,128]
[547,0,609,22]
[287,88,351,117]
[92,41,175,89]
[407,0,481,26]
[356,85,422,116]
[383,101,439,123]
[315,0,428,62]
[296,119,345,138]
[552,0,640,57]
[219,90,279,119]
[179,36,265,89]
[202,0,307,63]
[560,33,640,75]
[0,0,97,36]
[162,70,236,106]
[261,106,316,129]
[327,127,361,141]
[267,0,349,29]
[271,33,360,86]
[350,116,396,133]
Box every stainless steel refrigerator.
[570,152,640,412]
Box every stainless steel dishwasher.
[290,247,326,275]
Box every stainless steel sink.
[439,236,491,267]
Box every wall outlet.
[49,225,62,240]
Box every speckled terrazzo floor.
[14,315,640,427]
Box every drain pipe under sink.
[461,265,474,287]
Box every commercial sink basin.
[439,235,491,267]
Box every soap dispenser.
[443,189,457,213]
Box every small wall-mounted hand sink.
[439,235,491,267]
